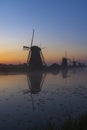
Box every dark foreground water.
[0,68,87,129]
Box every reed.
[31,113,87,130]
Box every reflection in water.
[24,72,46,94]
[0,68,87,129]
[28,72,46,94]
[61,69,68,79]
[23,72,46,110]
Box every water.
[0,68,87,129]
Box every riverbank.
[0,63,86,73]
[32,113,87,130]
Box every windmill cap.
[31,46,41,51]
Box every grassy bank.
[32,113,87,130]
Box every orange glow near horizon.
[0,49,87,65]
[0,49,62,64]
[0,50,27,64]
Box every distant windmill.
[71,57,77,67]
[70,57,79,67]
[23,30,47,70]
[61,51,70,68]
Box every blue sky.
[0,0,87,64]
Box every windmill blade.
[40,51,47,66]
[27,50,31,64]
[40,73,46,89]
[23,46,30,50]
[30,29,34,47]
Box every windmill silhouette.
[61,51,70,69]
[23,30,46,70]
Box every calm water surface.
[0,68,87,129]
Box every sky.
[0,0,87,64]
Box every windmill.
[71,57,77,67]
[23,30,47,70]
[61,51,70,68]
[69,57,79,67]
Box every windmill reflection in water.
[23,72,46,110]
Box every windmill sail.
[30,29,34,47]
[23,46,30,50]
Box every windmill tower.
[23,30,46,70]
